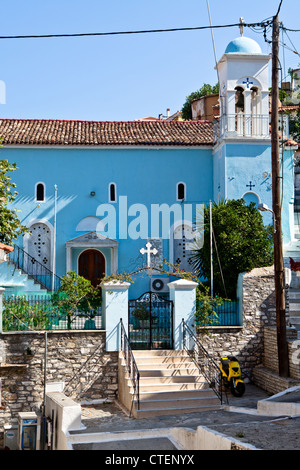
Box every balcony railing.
[213,113,289,143]
[213,114,270,142]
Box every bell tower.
[216,26,271,140]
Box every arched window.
[35,183,45,202]
[242,192,260,208]
[235,86,245,113]
[109,183,117,202]
[177,182,186,201]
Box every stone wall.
[252,326,300,395]
[0,330,118,430]
[197,267,279,380]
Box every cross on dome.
[239,17,245,37]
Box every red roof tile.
[0,243,14,252]
[0,119,213,147]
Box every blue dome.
[225,36,262,54]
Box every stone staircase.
[288,289,300,338]
[0,260,49,295]
[118,349,221,419]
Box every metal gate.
[128,292,174,350]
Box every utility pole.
[271,14,289,377]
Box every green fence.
[208,300,240,326]
[2,294,102,331]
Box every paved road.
[73,384,300,451]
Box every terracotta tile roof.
[0,119,213,147]
[0,243,14,252]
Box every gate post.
[101,281,131,351]
[0,287,4,334]
[168,279,198,350]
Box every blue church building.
[0,34,297,299]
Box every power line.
[275,0,284,18]
[0,21,273,40]
[282,27,300,32]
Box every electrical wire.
[275,0,284,18]
[282,28,300,58]
[0,21,273,40]
[282,27,300,32]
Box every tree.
[52,271,102,328]
[289,109,300,151]
[0,159,28,244]
[190,199,274,299]
[181,83,219,120]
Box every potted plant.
[133,304,150,328]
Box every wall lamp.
[258,203,272,213]
[258,203,276,233]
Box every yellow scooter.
[220,356,245,397]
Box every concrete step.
[137,368,201,378]
[133,403,221,419]
[136,395,220,411]
[132,356,193,366]
[132,349,189,357]
[134,388,216,402]
[289,302,300,315]
[134,362,200,371]
[127,381,209,393]
[289,290,300,300]
[0,261,46,293]
[137,374,207,385]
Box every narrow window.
[36,183,45,202]
[109,183,116,202]
[177,182,185,201]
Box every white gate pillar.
[101,281,131,351]
[0,287,4,334]
[168,279,198,350]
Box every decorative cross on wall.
[243,78,253,89]
[139,242,158,268]
[246,181,255,191]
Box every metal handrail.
[182,319,227,405]
[120,318,140,412]
[7,243,62,291]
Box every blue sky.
[0,0,299,121]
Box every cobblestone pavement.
[78,385,300,451]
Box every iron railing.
[2,294,102,331]
[8,244,62,291]
[120,318,140,412]
[182,319,227,405]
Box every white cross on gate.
[140,242,158,268]
[243,78,253,89]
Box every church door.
[26,222,51,273]
[78,249,105,287]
